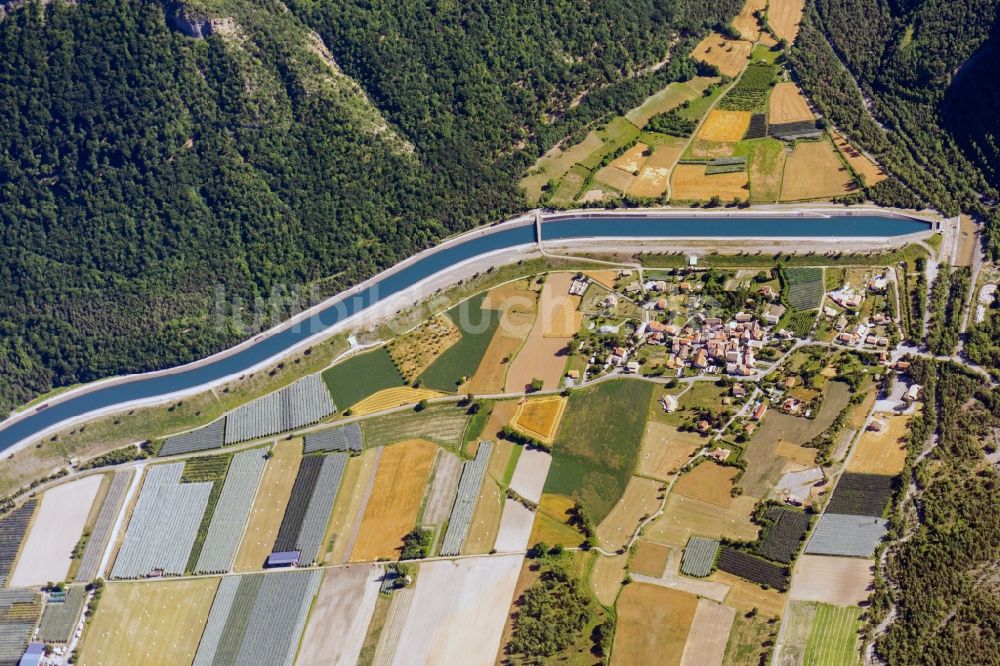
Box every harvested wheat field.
[10,474,102,587]
[647,494,759,548]
[628,140,685,198]
[679,599,736,666]
[322,447,380,564]
[235,439,300,571]
[692,33,753,78]
[596,476,662,551]
[512,396,567,444]
[350,439,436,562]
[698,110,752,143]
[591,552,629,606]
[790,555,874,606]
[612,584,699,666]
[390,555,522,666]
[631,539,672,577]
[832,131,888,186]
[508,447,553,504]
[466,307,537,394]
[775,439,819,467]
[387,315,461,382]
[494,499,535,553]
[733,0,767,40]
[848,415,909,476]
[463,478,504,555]
[709,570,785,617]
[79,578,217,666]
[671,164,748,201]
[769,0,805,44]
[611,143,650,174]
[780,140,857,201]
[349,386,445,416]
[530,493,583,546]
[769,82,814,123]
[584,270,618,289]
[298,565,381,665]
[637,421,702,480]
[506,279,575,391]
[595,164,636,193]
[673,462,740,508]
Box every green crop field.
[418,293,501,391]
[361,404,471,450]
[322,346,406,410]
[545,379,656,523]
[785,267,825,310]
[804,604,862,666]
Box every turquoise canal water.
[0,212,930,450]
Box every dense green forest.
[872,358,1000,664]
[0,0,740,415]
[789,0,1000,255]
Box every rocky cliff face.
[164,1,212,38]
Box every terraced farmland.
[160,418,226,456]
[440,442,493,556]
[681,536,720,577]
[824,472,896,517]
[193,570,322,666]
[805,514,887,557]
[784,266,825,310]
[756,507,811,564]
[717,547,790,590]
[37,585,87,643]
[272,453,348,564]
[195,449,268,574]
[0,589,41,664]
[76,469,133,582]
[224,375,335,444]
[111,463,212,578]
[303,422,362,453]
[0,500,36,586]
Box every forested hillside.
[789,0,1000,254]
[0,0,740,415]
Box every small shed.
[266,550,301,568]
[19,643,44,666]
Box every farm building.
[266,551,301,568]
[18,643,44,666]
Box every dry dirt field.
[584,271,618,289]
[631,539,672,577]
[628,141,684,198]
[421,450,463,526]
[235,438,301,571]
[832,131,888,186]
[506,276,576,391]
[387,315,461,382]
[780,139,857,201]
[709,570,786,617]
[698,110,752,143]
[613,584,699,666]
[611,143,650,174]
[463,478,504,555]
[10,474,102,587]
[686,138,741,159]
[323,447,380,564]
[848,414,909,476]
[494,499,535,553]
[672,164,749,201]
[591,552,629,606]
[468,283,538,393]
[790,555,874,606]
[389,555,522,666]
[596,476,662,551]
[647,494,759,548]
[508,447,552,504]
[679,599,737,666]
[733,0,767,40]
[350,387,445,416]
[298,565,381,665]
[79,578,218,666]
[769,0,806,44]
[351,439,436,562]
[596,164,638,193]
[530,493,583,546]
[637,421,703,480]
[691,33,753,78]
[769,83,814,123]
[513,396,567,444]
[673,462,740,508]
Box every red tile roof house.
[752,402,768,421]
